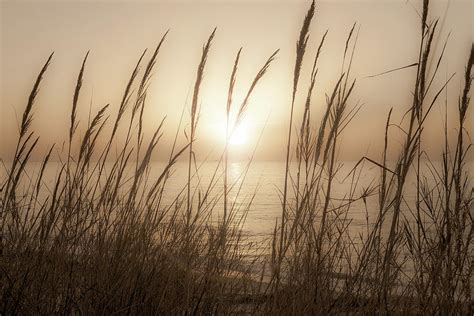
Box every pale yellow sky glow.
[1,0,472,161]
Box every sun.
[213,119,251,147]
[228,123,248,146]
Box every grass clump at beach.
[1,0,472,314]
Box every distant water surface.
[6,160,472,252]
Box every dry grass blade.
[293,0,315,98]
[70,51,89,142]
[20,53,54,138]
[78,104,109,163]
[459,43,474,121]
[235,49,279,127]
[187,27,216,231]
[280,0,316,283]
[366,62,418,78]
[112,49,147,138]
[191,28,216,132]
[227,48,242,115]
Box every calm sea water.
[6,160,472,250]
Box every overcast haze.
[1,0,473,161]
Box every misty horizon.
[2,0,473,163]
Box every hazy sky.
[1,0,473,161]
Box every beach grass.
[1,0,472,314]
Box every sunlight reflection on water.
[8,160,472,252]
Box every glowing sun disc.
[228,126,248,145]
[214,119,251,147]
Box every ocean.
[7,159,471,251]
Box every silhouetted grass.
[1,0,472,314]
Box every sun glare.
[214,119,251,147]
[228,123,248,146]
